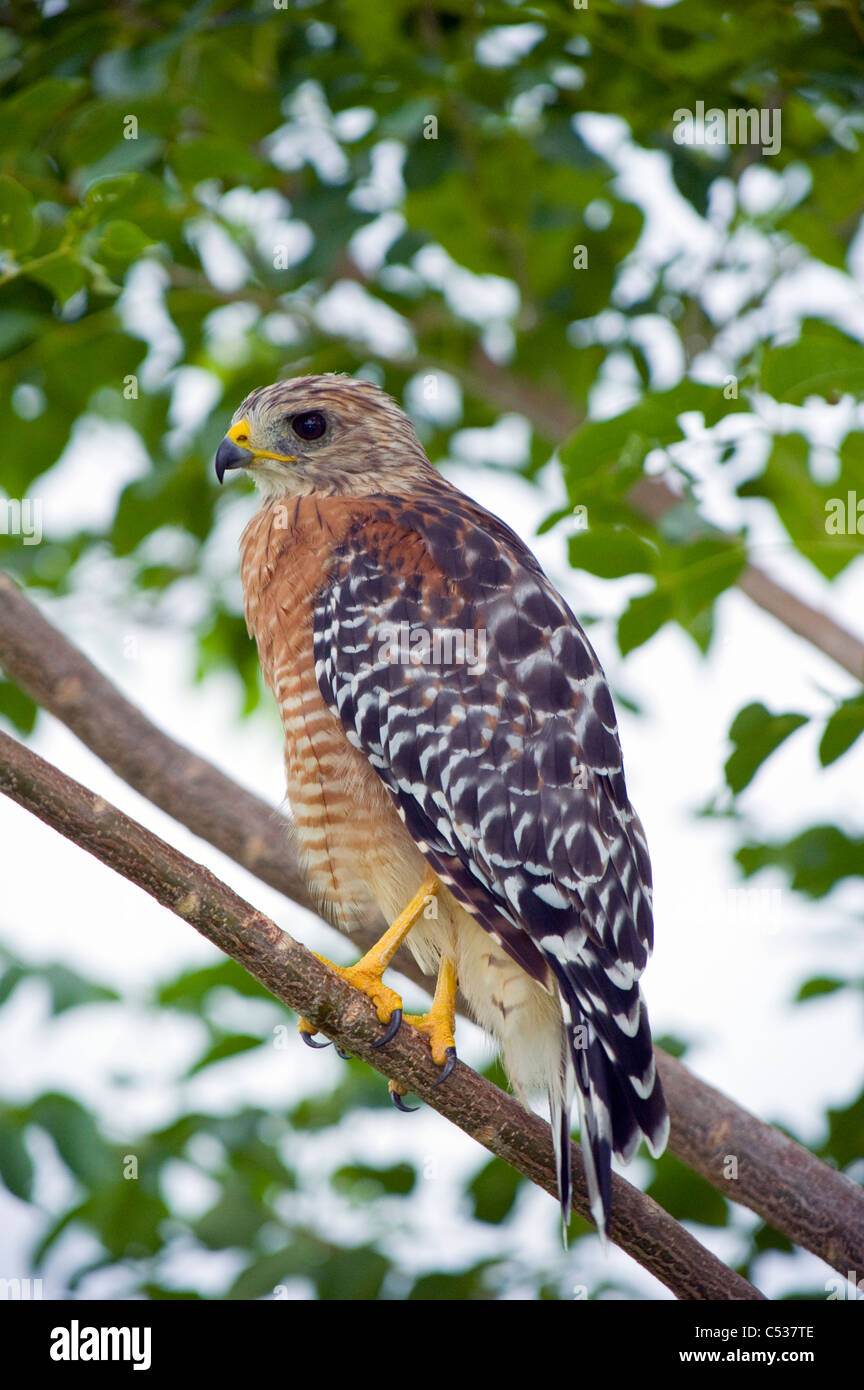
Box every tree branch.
[0,727,763,1301]
[1,572,862,1283]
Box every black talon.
[432,1045,457,1087]
[390,1089,419,1113]
[300,1030,331,1049]
[371,1008,402,1048]
[334,1045,352,1060]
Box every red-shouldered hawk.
[215,374,668,1236]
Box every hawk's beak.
[215,419,297,484]
[215,435,251,484]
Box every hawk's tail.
[550,987,669,1241]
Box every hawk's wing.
[312,478,668,1230]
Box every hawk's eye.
[291,411,327,441]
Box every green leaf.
[82,173,142,210]
[170,136,270,186]
[186,1033,264,1076]
[560,382,729,490]
[617,588,673,656]
[194,1186,268,1250]
[0,308,43,358]
[668,146,715,218]
[97,219,152,267]
[665,538,747,624]
[646,1152,729,1227]
[760,322,864,403]
[819,694,864,767]
[232,1137,296,1193]
[736,826,864,899]
[73,1183,170,1259]
[653,1033,690,1060]
[140,1284,203,1300]
[724,703,808,794]
[820,1087,864,1171]
[314,1243,392,1302]
[0,1114,34,1201]
[158,959,274,1009]
[228,1235,390,1301]
[227,1246,307,1301]
[42,964,119,1015]
[332,1161,416,1198]
[751,1222,795,1257]
[467,1157,523,1224]
[29,1093,114,1186]
[739,431,864,580]
[26,251,87,305]
[795,977,845,1002]
[568,525,656,579]
[0,679,38,735]
[0,76,85,144]
[0,961,27,1008]
[408,1261,498,1301]
[0,177,38,253]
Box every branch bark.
[0,727,763,1301]
[1,572,862,1284]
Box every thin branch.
[1,574,862,1282]
[0,727,763,1301]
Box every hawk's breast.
[239,495,426,934]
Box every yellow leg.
[388,953,459,1105]
[299,871,439,1042]
[404,956,457,1065]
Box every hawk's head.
[214,374,430,497]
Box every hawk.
[215,374,668,1236]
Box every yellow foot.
[403,1009,456,1065]
[403,955,458,1085]
[297,872,440,1052]
[387,984,457,1110]
[318,952,404,1028]
[298,1016,331,1049]
[298,951,404,1049]
[388,1079,419,1113]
